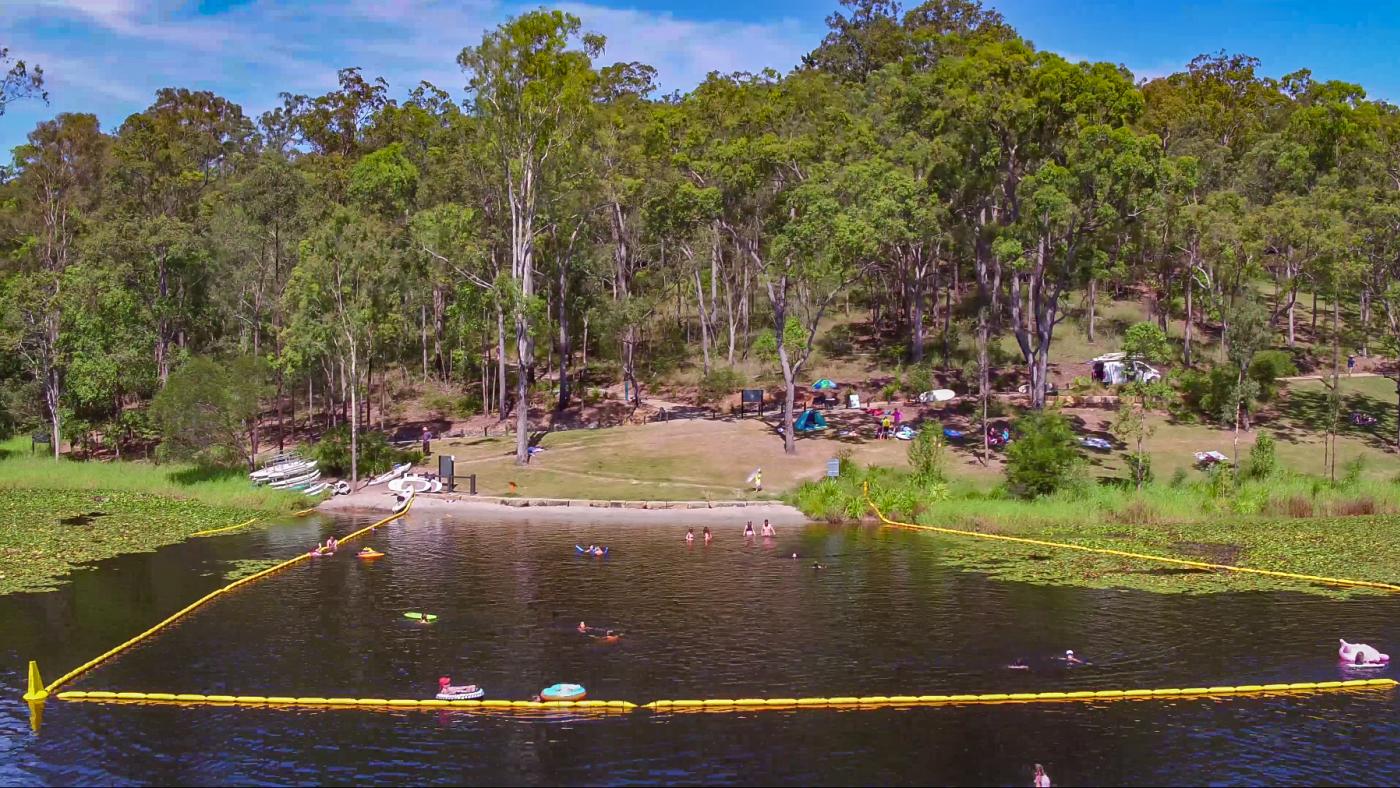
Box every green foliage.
[312,426,409,477]
[697,366,746,405]
[906,364,934,396]
[150,356,268,468]
[1004,412,1083,498]
[907,428,947,483]
[1246,433,1278,479]
[1122,322,1171,362]
[751,329,778,364]
[1248,350,1298,401]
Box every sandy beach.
[316,488,811,526]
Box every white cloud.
[0,0,820,152]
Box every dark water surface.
[2,511,1397,786]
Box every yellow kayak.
[358,549,384,559]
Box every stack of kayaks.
[251,456,321,490]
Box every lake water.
[2,511,1397,785]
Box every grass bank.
[790,465,1400,597]
[0,436,305,595]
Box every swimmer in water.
[791,552,798,559]
[761,520,775,537]
[811,562,824,570]
[1007,658,1029,670]
[703,526,712,544]
[577,621,588,633]
[744,521,755,537]
[1033,763,1051,788]
[1062,650,1086,665]
[685,528,695,543]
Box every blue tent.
[812,378,837,390]
[942,427,965,441]
[795,409,828,432]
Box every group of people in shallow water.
[685,520,777,544]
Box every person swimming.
[1061,650,1086,665]
[761,520,775,537]
[703,526,712,544]
[577,621,589,633]
[685,528,695,543]
[791,552,799,559]
[811,562,824,570]
[744,521,755,537]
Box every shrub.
[906,364,934,396]
[750,329,778,364]
[697,367,746,405]
[1004,412,1083,498]
[313,426,409,478]
[1168,467,1189,488]
[150,355,268,468]
[1245,433,1278,479]
[1340,455,1367,488]
[907,428,947,483]
[1249,350,1297,401]
[1122,322,1171,363]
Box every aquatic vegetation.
[0,489,270,594]
[791,464,1400,597]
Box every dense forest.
[4,0,1400,484]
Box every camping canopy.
[794,409,828,432]
[812,379,837,390]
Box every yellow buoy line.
[189,505,321,538]
[189,517,262,538]
[50,679,1398,714]
[26,502,408,702]
[863,483,1400,593]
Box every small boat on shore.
[303,481,331,496]
[250,455,316,484]
[366,462,412,487]
[269,468,321,490]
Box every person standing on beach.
[421,427,432,456]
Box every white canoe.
[918,389,957,403]
[366,462,412,487]
[303,481,331,496]
[251,459,315,482]
[269,469,321,489]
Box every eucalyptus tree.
[458,10,604,463]
[106,88,255,383]
[2,113,106,456]
[0,45,45,116]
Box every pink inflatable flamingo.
[1339,639,1390,665]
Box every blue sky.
[4,1,1400,156]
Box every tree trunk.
[557,260,572,410]
[348,344,359,488]
[1088,277,1099,343]
[1183,268,1193,368]
[695,266,712,375]
[911,260,926,363]
[496,306,507,421]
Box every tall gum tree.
[458,10,603,464]
[4,114,106,457]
